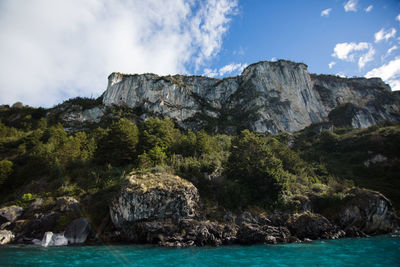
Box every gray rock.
[236,223,290,244]
[29,198,44,211]
[102,60,400,133]
[0,230,15,245]
[110,172,199,228]
[64,218,90,244]
[288,212,344,240]
[41,232,68,247]
[0,205,23,223]
[337,188,400,234]
[54,197,79,212]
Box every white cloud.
[321,8,332,17]
[219,63,247,76]
[344,0,357,12]
[396,14,400,21]
[328,61,336,69]
[387,46,398,55]
[203,68,219,78]
[0,0,238,107]
[374,28,397,43]
[365,5,373,13]
[332,42,375,69]
[358,47,375,69]
[332,42,370,61]
[203,62,247,77]
[366,57,400,91]
[271,57,277,62]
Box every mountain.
[102,60,400,134]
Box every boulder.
[0,230,15,245]
[236,223,290,244]
[0,205,23,224]
[64,218,90,244]
[337,188,400,234]
[110,172,199,228]
[54,197,79,212]
[119,218,236,247]
[288,212,344,240]
[41,232,68,247]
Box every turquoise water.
[1,234,399,266]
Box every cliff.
[102,60,400,133]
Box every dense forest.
[1,97,399,229]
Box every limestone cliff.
[102,60,400,133]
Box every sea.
[1,234,399,266]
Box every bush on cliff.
[224,130,291,207]
[95,118,139,165]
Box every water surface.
[1,234,399,266]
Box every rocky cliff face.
[110,172,199,228]
[102,60,400,133]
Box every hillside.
[0,60,399,246]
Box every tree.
[225,130,289,206]
[95,118,139,165]
[195,129,211,155]
[141,117,176,153]
[0,160,13,185]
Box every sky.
[0,0,399,107]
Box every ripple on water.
[0,234,399,267]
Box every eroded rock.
[0,230,15,245]
[338,188,400,234]
[0,205,23,224]
[110,172,199,228]
[102,60,400,133]
[288,212,344,240]
[64,218,90,244]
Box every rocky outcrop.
[337,188,400,234]
[236,223,291,244]
[5,197,81,243]
[0,205,23,224]
[38,232,68,247]
[288,212,345,240]
[0,230,15,245]
[64,218,90,244]
[107,170,400,247]
[110,172,199,228]
[102,60,400,133]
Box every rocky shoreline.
[1,172,399,247]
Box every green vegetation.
[0,101,399,224]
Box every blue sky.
[202,0,400,82]
[0,0,399,107]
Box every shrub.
[0,159,13,185]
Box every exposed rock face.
[0,206,23,224]
[40,232,68,247]
[337,188,400,234]
[106,172,399,247]
[236,223,291,244]
[110,172,199,228]
[0,230,15,245]
[64,218,90,244]
[102,60,400,133]
[288,212,345,240]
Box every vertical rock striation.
[103,60,400,133]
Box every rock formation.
[106,171,399,247]
[64,218,90,244]
[110,172,199,228]
[102,60,400,133]
[337,188,400,234]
